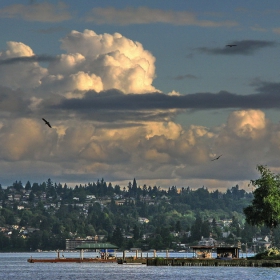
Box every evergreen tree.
[111,226,123,247]
[201,220,210,238]
[133,225,140,240]
[175,221,182,233]
[191,216,203,241]
[25,181,32,190]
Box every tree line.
[0,173,279,252]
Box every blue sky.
[0,0,280,190]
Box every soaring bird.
[211,155,222,161]
[226,44,237,47]
[42,118,52,128]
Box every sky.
[0,0,280,191]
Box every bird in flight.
[226,44,237,47]
[211,155,222,161]
[42,118,52,128]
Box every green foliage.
[244,165,280,246]
[0,177,256,251]
[110,226,123,248]
[253,247,280,260]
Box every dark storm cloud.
[0,55,57,65]
[53,84,280,114]
[197,40,277,55]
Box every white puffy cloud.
[0,29,158,95]
[1,29,280,190]
[59,29,157,94]
[145,121,182,140]
[226,109,267,139]
[48,53,86,75]
[0,106,279,189]
[42,71,103,96]
[0,41,34,58]
[0,42,47,90]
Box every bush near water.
[251,248,280,260]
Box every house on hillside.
[138,217,149,224]
[198,237,217,246]
[253,236,271,251]
[14,194,22,202]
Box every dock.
[27,255,280,267]
[116,247,280,267]
[28,257,116,263]
[145,258,280,267]
[27,243,119,263]
[27,245,280,267]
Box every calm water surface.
[1,252,280,280]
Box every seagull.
[226,44,237,47]
[211,155,222,161]
[42,118,52,128]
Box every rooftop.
[75,243,118,250]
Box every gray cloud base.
[0,55,57,65]
[54,84,280,115]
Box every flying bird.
[42,118,52,128]
[226,44,237,47]
[211,155,222,161]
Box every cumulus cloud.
[0,2,72,22]
[173,109,274,182]
[226,110,267,139]
[0,29,158,95]
[197,40,277,55]
[0,86,31,115]
[58,29,157,94]
[86,7,238,27]
[0,42,48,90]
[0,118,57,161]
[1,29,280,190]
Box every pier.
[28,257,117,263]
[117,247,280,267]
[27,243,119,263]
[27,245,280,267]
[145,258,280,267]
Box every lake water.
[1,252,280,280]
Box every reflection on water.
[0,252,279,280]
